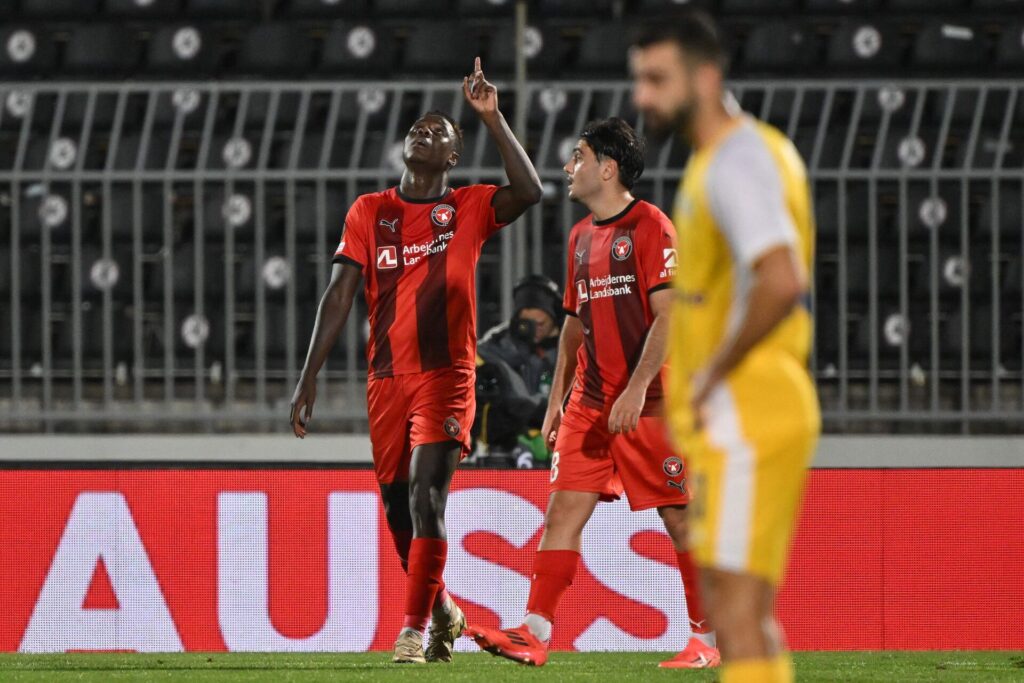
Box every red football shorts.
[366,366,475,485]
[551,396,689,512]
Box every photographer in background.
[472,275,562,468]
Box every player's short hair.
[634,10,729,74]
[579,117,645,190]
[419,110,464,154]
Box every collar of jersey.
[592,197,640,227]
[395,186,452,204]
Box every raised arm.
[540,314,584,449]
[463,56,543,225]
[289,262,362,438]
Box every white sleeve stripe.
[707,126,799,269]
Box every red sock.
[390,528,449,612]
[676,550,711,633]
[525,550,580,622]
[403,538,447,632]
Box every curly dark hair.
[579,117,646,190]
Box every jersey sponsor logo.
[334,240,346,256]
[575,279,589,306]
[587,273,636,300]
[666,479,687,494]
[662,456,684,477]
[376,246,398,269]
[401,230,454,266]
[663,248,677,269]
[431,204,455,227]
[378,218,399,233]
[612,236,633,261]
[660,248,678,279]
[443,416,461,438]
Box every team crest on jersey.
[431,204,455,227]
[443,416,461,438]
[376,245,398,269]
[612,236,633,261]
[663,456,684,477]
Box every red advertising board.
[1,469,1022,652]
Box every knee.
[657,505,689,545]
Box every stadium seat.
[0,27,58,76]
[106,0,182,17]
[996,23,1024,69]
[398,23,477,76]
[286,0,369,17]
[0,307,43,359]
[456,0,516,17]
[486,23,561,78]
[913,22,987,69]
[804,0,881,10]
[373,0,445,17]
[107,187,168,243]
[154,243,227,298]
[572,23,634,75]
[974,0,1024,8]
[184,0,251,17]
[846,244,900,296]
[1003,256,1022,295]
[888,0,965,9]
[198,187,256,242]
[720,0,797,12]
[742,21,819,72]
[827,21,901,71]
[318,22,394,77]
[943,305,1003,360]
[22,0,100,18]
[538,0,614,17]
[814,184,871,240]
[635,0,718,13]
[112,134,172,171]
[977,187,1023,240]
[64,25,141,76]
[293,185,347,240]
[236,24,315,76]
[146,25,217,75]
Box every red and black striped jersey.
[333,185,505,379]
[562,199,678,415]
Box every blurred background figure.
[471,274,562,469]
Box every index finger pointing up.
[474,56,481,73]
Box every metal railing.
[1,79,1022,433]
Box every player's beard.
[643,98,697,145]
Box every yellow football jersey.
[667,117,817,437]
[667,116,821,583]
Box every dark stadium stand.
[1,0,1022,429]
[0,1,1018,79]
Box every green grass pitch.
[1,652,1023,682]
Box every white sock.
[693,629,717,648]
[523,613,552,643]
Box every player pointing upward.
[631,13,820,683]
[290,58,542,664]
